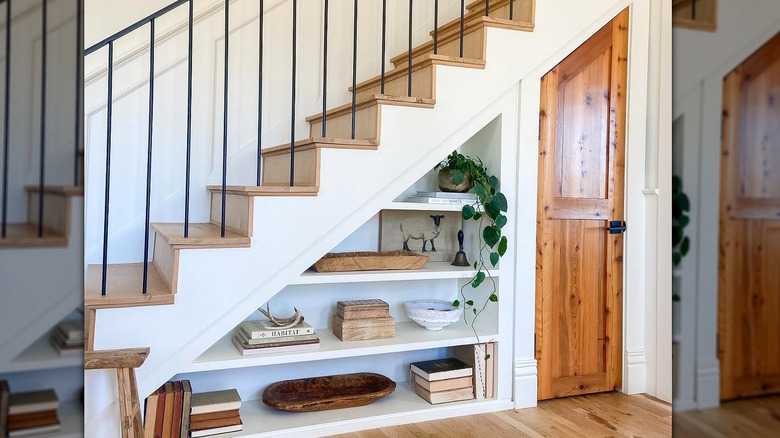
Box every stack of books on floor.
[5,388,60,437]
[332,299,395,341]
[405,191,478,205]
[410,357,475,405]
[49,320,84,356]
[189,389,243,437]
[233,320,319,356]
[143,380,193,438]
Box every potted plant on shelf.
[434,151,508,348]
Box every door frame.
[512,0,673,408]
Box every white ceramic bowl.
[404,300,463,331]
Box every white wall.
[672,0,780,410]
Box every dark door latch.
[608,220,627,234]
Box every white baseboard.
[513,358,538,409]
[625,349,647,394]
[696,357,720,409]
[672,398,696,412]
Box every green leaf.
[483,226,500,248]
[672,175,682,195]
[472,271,486,288]
[678,214,690,228]
[672,227,682,246]
[485,202,500,219]
[452,299,460,307]
[493,192,508,212]
[473,308,477,314]
[473,261,478,270]
[484,354,491,360]
[675,193,691,211]
[453,170,465,185]
[475,184,488,199]
[673,252,682,266]
[466,300,474,306]
[490,252,499,267]
[498,236,508,256]
[681,236,690,255]
[473,212,482,220]
[488,175,500,191]
[462,205,475,220]
[489,293,498,302]
[495,214,507,229]
[672,294,681,302]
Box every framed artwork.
[379,210,462,262]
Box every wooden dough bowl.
[262,373,396,412]
[311,251,429,273]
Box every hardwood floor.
[329,392,671,437]
[673,395,780,437]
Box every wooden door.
[719,31,780,400]
[535,9,629,400]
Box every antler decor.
[258,304,304,329]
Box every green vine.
[435,151,508,352]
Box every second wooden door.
[535,9,629,400]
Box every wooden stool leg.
[116,368,144,438]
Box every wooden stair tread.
[350,55,486,92]
[390,13,533,66]
[305,94,435,123]
[151,222,250,249]
[85,263,174,309]
[262,137,379,156]
[25,185,84,196]
[206,185,319,196]
[0,224,67,248]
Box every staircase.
[84,0,635,432]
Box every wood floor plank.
[674,396,780,438]
[328,392,671,438]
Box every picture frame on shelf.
[379,210,461,262]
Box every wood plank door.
[535,9,629,400]
[719,31,780,400]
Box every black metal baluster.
[459,0,464,58]
[221,0,229,237]
[184,0,193,237]
[290,0,297,184]
[257,0,264,184]
[350,0,357,140]
[1,0,10,238]
[510,0,514,21]
[691,0,697,20]
[407,0,412,97]
[142,20,155,294]
[321,0,327,137]
[485,0,489,16]
[380,0,386,94]
[433,0,438,55]
[73,0,82,186]
[101,42,114,296]
[38,0,47,237]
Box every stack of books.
[6,389,60,437]
[233,320,319,356]
[453,343,496,399]
[143,380,193,438]
[410,357,474,404]
[49,320,84,356]
[189,389,243,437]
[405,191,478,205]
[332,299,395,341]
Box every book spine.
[240,326,315,340]
[406,197,475,205]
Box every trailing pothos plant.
[435,151,508,341]
[672,175,691,302]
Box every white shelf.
[185,321,498,373]
[5,334,82,373]
[204,384,511,438]
[58,401,85,438]
[385,201,470,212]
[292,262,499,285]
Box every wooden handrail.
[84,347,150,370]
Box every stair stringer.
[0,197,84,367]
[86,0,635,429]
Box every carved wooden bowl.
[262,373,396,412]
